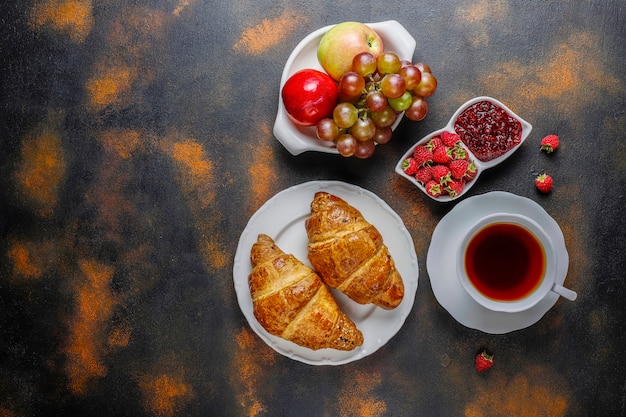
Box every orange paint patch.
[231,328,275,417]
[478,31,625,115]
[64,260,117,394]
[465,367,569,417]
[85,6,170,112]
[139,373,194,417]
[29,0,94,43]
[247,124,278,212]
[108,323,132,348]
[98,129,143,159]
[161,135,229,270]
[8,241,42,279]
[15,128,67,218]
[234,12,308,55]
[85,66,135,110]
[169,140,216,208]
[337,370,387,417]
[390,179,438,254]
[84,150,136,244]
[454,0,509,47]
[172,0,195,16]
[557,197,590,297]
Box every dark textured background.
[1,1,625,416]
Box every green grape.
[380,73,406,99]
[350,117,376,142]
[365,90,388,112]
[333,102,358,128]
[399,64,422,90]
[338,71,366,102]
[377,51,402,75]
[336,133,357,157]
[354,139,376,159]
[316,118,339,141]
[405,96,429,121]
[352,52,377,77]
[370,105,397,128]
[388,91,413,111]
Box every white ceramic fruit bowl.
[273,20,417,156]
[395,96,532,202]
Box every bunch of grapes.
[315,51,438,158]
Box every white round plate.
[273,20,416,155]
[233,181,418,365]
[427,191,570,334]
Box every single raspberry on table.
[535,173,553,193]
[540,134,559,153]
[475,351,494,373]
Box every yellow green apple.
[317,22,384,81]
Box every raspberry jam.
[454,100,523,162]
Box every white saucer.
[233,181,418,365]
[427,191,570,334]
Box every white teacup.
[456,213,576,313]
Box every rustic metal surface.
[1,1,625,416]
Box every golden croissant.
[305,192,404,310]
[248,234,363,351]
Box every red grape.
[316,118,339,141]
[399,64,422,90]
[365,90,388,112]
[338,72,365,102]
[372,126,392,144]
[414,62,432,74]
[354,140,376,158]
[336,133,357,157]
[405,96,429,121]
[350,117,376,142]
[333,102,358,128]
[380,73,406,99]
[377,51,401,75]
[352,52,377,77]
[370,106,397,128]
[413,72,437,97]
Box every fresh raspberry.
[451,143,469,160]
[441,131,461,147]
[432,164,451,185]
[540,134,559,153]
[432,146,452,164]
[415,165,433,184]
[449,159,469,180]
[445,180,465,198]
[464,161,478,181]
[413,145,434,166]
[425,180,442,197]
[535,173,553,193]
[426,136,443,151]
[475,351,494,373]
[402,157,418,175]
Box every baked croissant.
[305,192,404,310]
[248,234,363,351]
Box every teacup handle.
[552,283,577,301]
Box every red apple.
[281,69,338,126]
[317,22,384,81]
